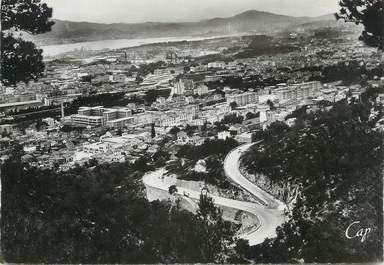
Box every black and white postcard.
[1,0,383,264]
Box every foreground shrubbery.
[1,148,240,263]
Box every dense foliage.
[336,0,384,50]
[219,113,244,125]
[206,75,288,92]
[144,88,171,105]
[1,0,54,85]
[1,147,239,263]
[177,138,239,162]
[1,34,45,86]
[166,138,239,188]
[307,61,384,86]
[134,61,167,77]
[65,92,141,115]
[241,94,383,263]
[194,194,239,262]
[235,35,299,58]
[0,106,62,126]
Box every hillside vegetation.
[240,88,383,263]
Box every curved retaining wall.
[144,183,258,226]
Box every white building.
[236,132,252,143]
[83,142,112,154]
[42,117,55,127]
[200,103,231,123]
[285,118,296,127]
[173,79,195,95]
[258,104,270,123]
[194,84,209,96]
[5,87,15,95]
[274,81,322,102]
[23,145,37,153]
[71,115,104,127]
[218,130,231,140]
[194,160,207,173]
[258,94,277,104]
[226,92,258,106]
[208,61,226,69]
[133,111,159,126]
[376,93,384,104]
[173,82,185,95]
[156,97,166,105]
[71,106,134,128]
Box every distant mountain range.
[32,10,338,45]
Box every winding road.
[142,143,286,246]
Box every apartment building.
[157,111,194,127]
[106,117,135,128]
[133,111,160,126]
[173,78,195,95]
[207,61,226,69]
[226,92,258,106]
[200,103,231,123]
[274,81,322,102]
[154,104,199,128]
[71,115,104,127]
[83,142,112,154]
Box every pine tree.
[336,0,384,50]
[1,0,54,85]
[193,194,236,263]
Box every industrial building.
[71,106,134,128]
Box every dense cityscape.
[1,0,383,264]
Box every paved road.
[223,143,286,245]
[142,143,286,246]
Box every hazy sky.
[44,0,339,24]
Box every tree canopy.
[336,0,384,50]
[1,0,54,85]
